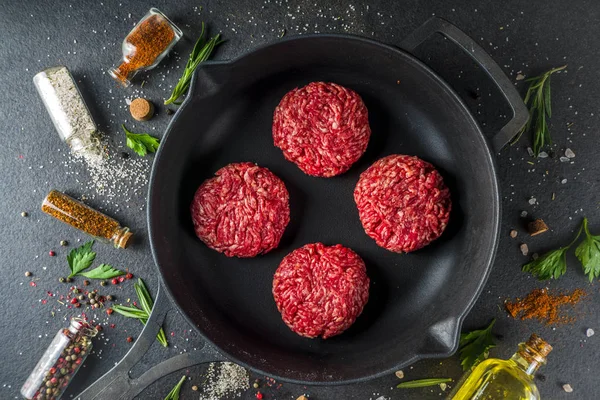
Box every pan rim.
[147,32,501,385]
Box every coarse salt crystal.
[586,328,595,337]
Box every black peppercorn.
[100,280,107,286]
[121,152,130,159]
[66,277,73,283]
[59,277,66,283]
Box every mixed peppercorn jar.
[20,318,98,400]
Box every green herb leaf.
[575,218,600,282]
[164,23,223,105]
[522,224,583,280]
[164,375,186,400]
[459,319,496,371]
[67,240,96,278]
[396,378,452,389]
[510,65,566,156]
[122,124,160,156]
[80,263,125,279]
[522,247,570,280]
[110,279,168,347]
[111,304,148,319]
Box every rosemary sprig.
[164,375,186,400]
[511,65,567,156]
[396,378,452,388]
[164,23,223,105]
[111,278,168,347]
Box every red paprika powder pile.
[505,288,585,325]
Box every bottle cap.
[527,334,552,358]
[116,229,133,249]
[130,98,155,121]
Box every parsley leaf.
[522,246,570,280]
[67,240,96,278]
[522,224,583,280]
[575,218,600,282]
[80,263,125,279]
[122,124,160,156]
[459,319,496,371]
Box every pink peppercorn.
[49,251,56,256]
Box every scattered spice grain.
[520,243,529,256]
[505,288,585,325]
[528,219,549,236]
[21,211,28,217]
[562,383,573,393]
[510,230,518,238]
[25,271,32,277]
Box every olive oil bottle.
[449,334,552,400]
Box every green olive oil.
[449,334,552,400]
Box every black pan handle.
[74,284,226,400]
[400,17,529,153]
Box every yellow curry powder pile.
[505,288,586,325]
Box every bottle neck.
[510,343,546,376]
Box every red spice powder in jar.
[109,9,181,86]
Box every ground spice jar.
[41,190,133,248]
[20,318,98,400]
[109,8,182,87]
[33,66,102,160]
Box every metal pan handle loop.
[400,17,529,153]
[74,283,225,400]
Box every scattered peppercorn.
[106,308,113,315]
[21,211,28,217]
[121,151,130,159]
[536,374,546,382]
[256,392,263,400]
[60,240,68,246]
[78,295,85,301]
[59,277,66,283]
[74,303,81,308]
[66,277,73,283]
[90,299,96,305]
[253,382,259,389]
[192,385,199,391]
[83,280,90,286]
[106,295,114,301]
[88,292,96,298]
[49,251,56,257]
[297,396,308,400]
[95,325,103,331]
[520,243,529,256]
[25,271,32,277]
[509,230,518,238]
[125,272,134,280]
[395,370,404,379]
[100,280,107,286]
[70,298,78,304]
[111,278,119,285]
[73,288,80,294]
[165,108,174,115]
[126,336,134,343]
[562,383,573,393]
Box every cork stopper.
[114,228,133,249]
[129,98,155,121]
[526,334,552,358]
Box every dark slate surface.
[1,1,599,399]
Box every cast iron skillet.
[77,18,527,399]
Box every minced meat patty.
[272,243,370,339]
[272,81,371,177]
[354,154,452,253]
[190,162,290,258]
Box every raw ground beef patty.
[190,162,290,258]
[354,154,452,253]
[272,81,371,177]
[272,243,370,339]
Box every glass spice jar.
[20,318,98,400]
[33,66,102,159]
[41,190,133,249]
[109,8,182,87]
